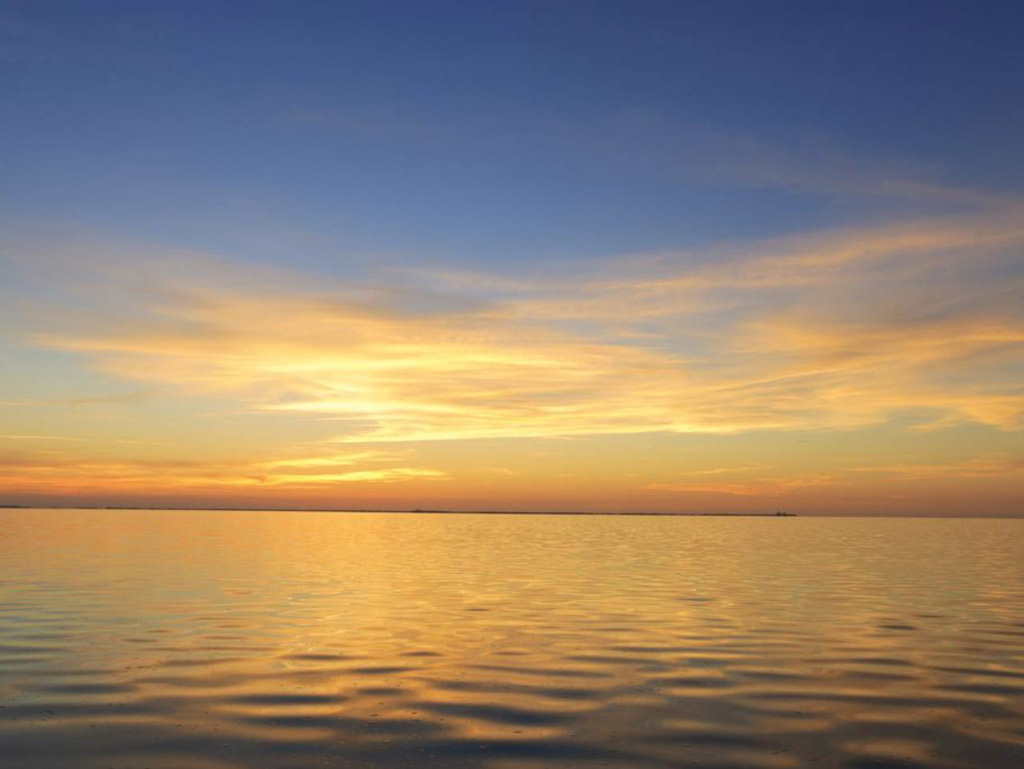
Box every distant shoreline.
[0,504,794,516]
[4,506,1022,518]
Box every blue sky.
[5,1,1022,270]
[2,2,1023,513]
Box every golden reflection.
[2,510,1022,767]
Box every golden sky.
[2,206,1022,515]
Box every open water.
[1,509,1022,768]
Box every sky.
[1,0,1022,515]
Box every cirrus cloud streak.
[19,207,1024,444]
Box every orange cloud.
[13,206,1024,447]
[0,446,447,496]
[646,455,1024,499]
[646,475,837,497]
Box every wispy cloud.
[849,457,1024,480]
[0,445,447,495]
[10,206,1024,445]
[646,456,1024,498]
[0,434,86,442]
[647,475,837,498]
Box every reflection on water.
[1,509,1022,768]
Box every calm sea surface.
[1,510,1022,769]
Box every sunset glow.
[1,2,1021,516]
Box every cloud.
[647,475,837,498]
[849,457,1024,480]
[503,207,1024,321]
[645,456,1024,498]
[0,434,86,442]
[0,446,447,495]
[11,206,1024,444]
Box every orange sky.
[2,208,1022,515]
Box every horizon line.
[3,505,1023,518]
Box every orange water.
[1,509,1022,768]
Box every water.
[1,510,1022,769]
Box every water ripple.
[1,510,1022,768]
